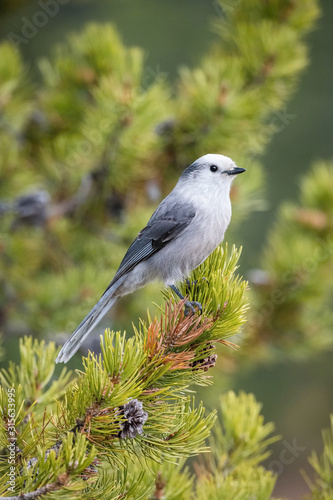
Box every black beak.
[226,167,246,176]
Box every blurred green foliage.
[1,0,333,498]
[246,162,333,360]
[0,0,325,361]
[0,0,30,16]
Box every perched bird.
[56,154,245,363]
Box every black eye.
[210,165,218,172]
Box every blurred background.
[0,0,332,497]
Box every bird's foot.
[184,300,202,316]
[169,284,203,316]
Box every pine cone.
[118,399,148,439]
[191,343,217,372]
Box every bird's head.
[180,154,246,192]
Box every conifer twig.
[0,473,69,500]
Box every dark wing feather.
[106,201,196,290]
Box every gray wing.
[105,201,196,291]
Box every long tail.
[56,284,121,364]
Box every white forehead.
[196,153,234,168]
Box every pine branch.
[0,474,69,500]
[193,392,279,499]
[1,245,244,494]
[303,415,333,498]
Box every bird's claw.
[184,300,202,316]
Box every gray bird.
[56,154,245,363]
